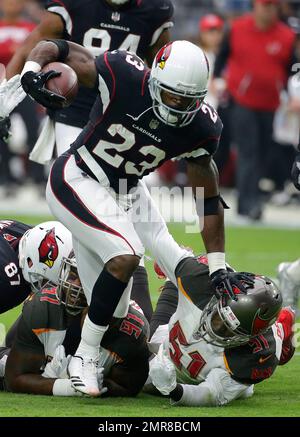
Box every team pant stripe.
[49,154,136,254]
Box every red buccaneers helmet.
[197,274,283,348]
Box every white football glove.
[149,345,177,395]
[96,366,108,396]
[0,74,26,118]
[42,345,71,379]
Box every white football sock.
[287,259,300,284]
[76,315,108,359]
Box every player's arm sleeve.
[149,0,174,46]
[94,51,126,114]
[187,117,223,161]
[45,0,73,38]
[0,242,30,314]
[171,368,253,407]
[175,257,214,309]
[13,313,45,355]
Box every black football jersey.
[172,255,280,385]
[14,287,150,368]
[0,220,32,314]
[174,256,215,310]
[224,327,280,385]
[71,50,222,192]
[45,0,174,127]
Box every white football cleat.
[68,354,100,397]
[277,262,300,314]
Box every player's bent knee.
[106,255,140,282]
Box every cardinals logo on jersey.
[155,42,172,70]
[38,228,59,268]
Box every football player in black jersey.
[0,219,73,314]
[148,255,295,406]
[6,0,174,157]
[20,39,254,396]
[0,217,152,322]
[1,255,149,397]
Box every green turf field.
[0,215,299,417]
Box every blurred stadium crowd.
[0,0,300,222]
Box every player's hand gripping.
[21,70,66,109]
[210,270,255,301]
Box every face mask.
[158,105,179,125]
[109,0,130,5]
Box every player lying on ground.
[18,38,252,396]
[146,255,295,406]
[0,218,153,321]
[0,219,73,314]
[0,255,149,397]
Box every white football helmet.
[149,41,209,127]
[18,221,73,291]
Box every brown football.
[42,62,78,107]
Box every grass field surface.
[0,215,299,417]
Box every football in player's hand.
[42,62,78,107]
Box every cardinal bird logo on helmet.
[38,228,59,268]
[155,43,172,70]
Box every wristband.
[21,61,42,77]
[207,252,226,275]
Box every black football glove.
[21,70,66,110]
[0,116,11,142]
[291,152,300,191]
[210,269,255,301]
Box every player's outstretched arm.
[186,156,225,259]
[169,368,253,407]
[4,345,83,396]
[145,29,171,67]
[4,347,55,395]
[186,156,254,299]
[6,11,65,80]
